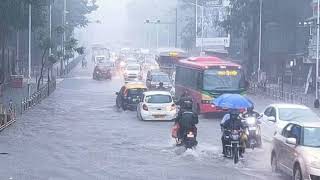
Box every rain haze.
[0,0,319,180]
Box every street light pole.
[156,23,159,49]
[167,24,170,47]
[201,6,204,52]
[63,0,66,67]
[175,8,178,48]
[28,3,32,97]
[195,0,198,39]
[258,0,262,82]
[148,26,151,49]
[49,0,52,56]
[315,0,320,106]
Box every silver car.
[261,104,319,142]
[271,121,320,180]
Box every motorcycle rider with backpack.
[173,92,199,145]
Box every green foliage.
[75,47,85,55]
[65,38,78,51]
[0,0,48,31]
[48,55,58,65]
[223,0,260,37]
[66,0,99,30]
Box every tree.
[37,35,51,90]
[0,0,48,83]
[220,0,260,74]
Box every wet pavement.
[0,62,289,180]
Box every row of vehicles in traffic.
[115,81,176,121]
[115,47,319,180]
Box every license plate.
[249,127,256,131]
[153,115,165,118]
[187,133,194,138]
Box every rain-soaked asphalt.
[0,62,289,180]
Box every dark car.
[146,70,172,90]
[116,82,147,110]
[93,63,112,80]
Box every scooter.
[242,116,262,149]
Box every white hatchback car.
[137,91,177,121]
[261,104,320,141]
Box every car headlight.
[246,117,256,125]
[120,61,126,67]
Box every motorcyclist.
[156,82,166,91]
[174,96,198,145]
[176,91,191,107]
[82,58,87,68]
[221,109,245,157]
[240,106,260,119]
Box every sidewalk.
[0,80,37,114]
[0,55,83,115]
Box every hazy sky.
[75,0,130,47]
[75,0,178,49]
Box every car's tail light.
[170,104,176,111]
[143,104,148,111]
[201,100,211,104]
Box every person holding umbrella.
[212,94,254,158]
[221,109,245,157]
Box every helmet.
[181,98,193,111]
[247,106,254,112]
[230,109,239,119]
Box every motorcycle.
[172,124,198,149]
[182,128,198,149]
[242,115,262,149]
[224,129,241,164]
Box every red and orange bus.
[175,56,247,114]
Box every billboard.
[196,37,230,47]
[196,0,229,49]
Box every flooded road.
[0,63,288,180]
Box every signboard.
[196,37,230,48]
[206,0,222,6]
[217,70,238,76]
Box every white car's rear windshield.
[127,66,140,70]
[145,94,172,103]
[152,75,170,82]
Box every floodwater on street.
[0,63,289,180]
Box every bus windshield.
[203,69,243,91]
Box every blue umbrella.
[212,94,253,109]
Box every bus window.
[203,69,243,91]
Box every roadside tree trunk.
[37,48,48,91]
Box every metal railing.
[21,79,56,113]
[54,55,83,77]
[0,104,16,131]
[248,82,312,106]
